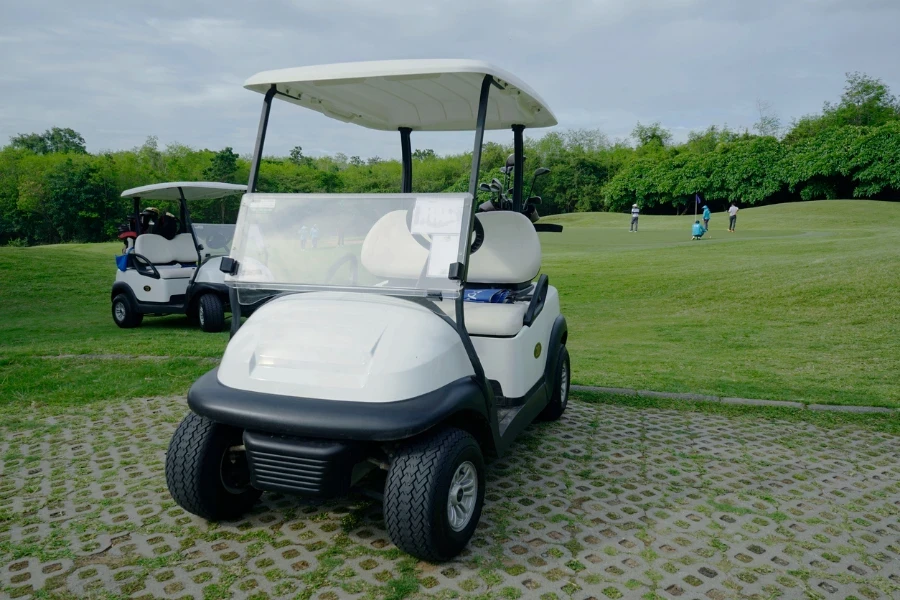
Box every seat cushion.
[469,212,541,285]
[156,265,196,280]
[438,301,527,337]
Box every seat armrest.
[523,275,548,327]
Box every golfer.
[630,204,639,232]
[702,204,711,231]
[728,202,738,232]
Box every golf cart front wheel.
[540,345,570,421]
[198,293,225,333]
[383,427,485,562]
[112,294,143,328]
[165,412,261,521]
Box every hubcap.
[219,448,250,494]
[199,305,205,327]
[114,302,126,322]
[447,461,478,532]
[560,361,569,408]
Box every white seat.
[156,265,197,279]
[171,233,199,264]
[438,301,527,337]
[468,212,541,285]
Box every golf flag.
[696,193,701,205]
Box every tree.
[753,100,782,138]
[9,127,86,155]
[823,72,900,127]
[289,146,305,165]
[204,147,240,222]
[412,149,436,160]
[632,121,672,148]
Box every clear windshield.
[226,193,473,304]
[192,223,236,258]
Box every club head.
[499,166,510,175]
[491,178,502,188]
[528,195,542,204]
[489,182,502,193]
[533,167,550,178]
[479,183,493,193]
[505,154,516,169]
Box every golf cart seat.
[362,209,540,337]
[134,233,198,279]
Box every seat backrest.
[468,212,541,285]
[361,210,541,285]
[361,210,428,279]
[134,234,174,264]
[171,233,199,263]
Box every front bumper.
[187,368,488,442]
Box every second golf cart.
[165,60,570,561]
[111,182,247,332]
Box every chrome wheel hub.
[199,305,205,327]
[447,461,478,532]
[114,302,126,322]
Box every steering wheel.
[323,253,360,285]
[205,231,233,250]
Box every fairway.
[0,200,898,408]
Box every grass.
[0,200,898,409]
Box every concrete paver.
[1,397,898,599]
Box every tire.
[165,412,261,521]
[384,428,485,562]
[540,345,570,421]
[112,293,143,328]
[198,293,225,333]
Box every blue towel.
[115,253,130,271]
[464,289,510,303]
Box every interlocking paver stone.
[1,396,899,599]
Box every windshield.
[226,193,473,304]
[192,223,236,258]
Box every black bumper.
[187,368,488,442]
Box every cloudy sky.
[2,0,899,159]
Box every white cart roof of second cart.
[244,59,558,132]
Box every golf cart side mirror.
[220,257,239,275]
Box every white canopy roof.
[244,59,557,132]
[121,182,247,201]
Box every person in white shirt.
[728,203,739,232]
[630,204,640,232]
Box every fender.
[185,282,230,313]
[111,281,137,303]
[544,315,568,383]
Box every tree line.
[1,72,898,246]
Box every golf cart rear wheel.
[383,427,485,562]
[112,294,143,328]
[198,293,225,333]
[165,412,261,521]
[540,345,570,421]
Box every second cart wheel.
[112,293,143,328]
[540,345,570,421]
[198,293,225,332]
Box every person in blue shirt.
[702,205,711,231]
[691,220,707,240]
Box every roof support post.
[512,124,525,213]
[247,85,277,193]
[399,127,413,193]
[467,75,493,198]
[133,197,141,235]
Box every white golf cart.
[165,60,569,561]
[111,182,246,332]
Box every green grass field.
[1,200,898,408]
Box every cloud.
[1,0,898,158]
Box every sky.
[2,0,899,159]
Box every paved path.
[1,397,898,599]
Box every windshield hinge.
[425,290,443,300]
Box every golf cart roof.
[121,182,248,201]
[244,59,558,132]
